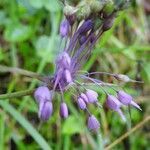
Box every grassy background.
[0,0,150,149]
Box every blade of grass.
[0,100,51,150]
[0,112,5,150]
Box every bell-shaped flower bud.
[87,115,100,131]
[86,89,98,103]
[78,20,94,35]
[60,102,69,119]
[106,95,126,122]
[64,69,72,83]
[77,97,86,110]
[34,86,52,103]
[38,101,53,121]
[80,93,89,103]
[117,91,142,110]
[60,19,70,37]
[106,95,122,111]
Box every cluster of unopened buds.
[34,0,142,131]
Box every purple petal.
[38,101,53,121]
[80,93,89,103]
[88,115,100,131]
[117,91,132,105]
[60,102,69,118]
[34,86,52,103]
[77,97,86,110]
[78,20,94,35]
[64,69,72,83]
[130,101,142,111]
[60,19,70,37]
[106,95,122,111]
[86,89,98,103]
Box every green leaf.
[141,63,150,82]
[0,100,51,150]
[4,23,32,42]
[35,35,59,62]
[43,0,61,12]
[28,0,43,9]
[62,116,83,135]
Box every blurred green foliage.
[0,0,150,150]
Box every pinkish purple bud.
[34,86,52,103]
[88,115,100,131]
[117,91,132,105]
[64,69,72,83]
[38,101,53,121]
[86,89,98,103]
[106,95,126,121]
[60,19,70,37]
[60,102,69,118]
[117,91,142,110]
[77,97,86,110]
[80,93,89,103]
[106,95,122,111]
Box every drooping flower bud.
[106,95,126,121]
[106,95,122,111]
[60,19,70,37]
[80,93,89,103]
[38,101,53,121]
[77,97,86,110]
[117,91,142,110]
[34,86,52,103]
[78,20,94,35]
[86,89,98,103]
[87,115,100,131]
[64,69,72,83]
[60,102,69,118]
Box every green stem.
[0,89,35,99]
[0,65,43,81]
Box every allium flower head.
[34,0,142,131]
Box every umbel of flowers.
[34,0,142,131]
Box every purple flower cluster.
[33,2,142,131]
